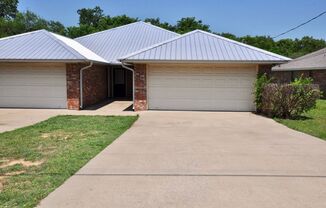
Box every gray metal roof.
[75,21,179,64]
[272,47,326,71]
[120,30,291,63]
[0,30,108,63]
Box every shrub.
[260,76,320,118]
[254,73,271,112]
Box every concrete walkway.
[39,111,326,208]
[0,101,135,132]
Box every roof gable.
[0,30,107,63]
[120,30,291,63]
[75,21,179,64]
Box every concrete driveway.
[38,111,326,208]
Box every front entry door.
[114,69,126,97]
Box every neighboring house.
[272,48,326,95]
[0,21,290,111]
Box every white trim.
[0,59,108,64]
[121,62,135,110]
[80,62,93,109]
[122,60,287,64]
[146,64,149,110]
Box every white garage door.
[148,65,256,111]
[0,64,67,108]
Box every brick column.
[66,63,83,110]
[134,64,147,111]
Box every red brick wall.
[312,70,326,96]
[82,65,108,107]
[66,63,83,110]
[66,63,108,110]
[134,64,147,111]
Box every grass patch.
[275,99,326,140]
[0,115,137,207]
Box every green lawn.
[275,99,326,140]
[0,115,137,208]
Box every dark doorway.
[114,68,126,97]
[108,67,133,100]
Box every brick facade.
[66,63,83,110]
[82,65,108,107]
[258,64,326,96]
[134,64,147,111]
[312,70,326,96]
[66,63,108,110]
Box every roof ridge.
[75,21,142,40]
[75,21,179,40]
[0,29,46,42]
[294,47,326,60]
[141,21,179,36]
[278,48,326,65]
[45,31,86,60]
[119,30,199,60]
[195,30,291,60]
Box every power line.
[272,11,326,39]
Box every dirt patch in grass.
[0,171,26,192]
[41,131,74,140]
[0,159,43,169]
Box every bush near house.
[255,75,321,118]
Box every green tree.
[144,18,176,31]
[47,20,66,35]
[0,0,18,18]
[217,32,238,41]
[292,36,326,58]
[66,25,96,38]
[175,17,210,34]
[239,35,275,52]
[0,10,67,37]
[77,6,104,27]
[97,15,138,31]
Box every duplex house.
[0,21,290,111]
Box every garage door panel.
[150,87,252,100]
[0,76,66,86]
[148,65,256,111]
[150,98,252,111]
[0,65,67,108]
[0,97,67,108]
[0,74,65,86]
[0,86,67,97]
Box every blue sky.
[18,0,325,40]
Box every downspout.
[80,61,93,109]
[121,62,135,110]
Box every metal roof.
[0,30,108,63]
[75,21,179,64]
[272,47,326,71]
[120,30,291,63]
